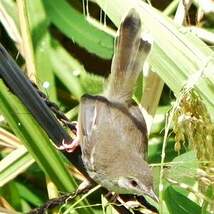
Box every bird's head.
[97,155,158,202]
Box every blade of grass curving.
[0,146,34,187]
[43,0,114,59]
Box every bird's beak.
[148,189,159,202]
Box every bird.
[78,8,158,201]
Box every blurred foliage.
[0,0,214,213]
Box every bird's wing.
[79,94,148,174]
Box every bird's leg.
[54,121,80,153]
[76,179,94,194]
[105,192,119,203]
[29,79,81,153]
[55,138,79,153]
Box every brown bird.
[78,9,158,201]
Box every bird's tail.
[105,9,152,103]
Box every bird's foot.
[77,179,94,194]
[56,138,79,153]
[55,122,80,153]
[105,192,119,203]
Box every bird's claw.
[55,138,79,153]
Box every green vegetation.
[0,0,213,213]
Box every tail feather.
[106,9,152,103]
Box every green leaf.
[27,0,57,101]
[133,72,144,102]
[0,80,76,192]
[80,70,104,95]
[15,181,43,206]
[0,146,34,187]
[0,0,19,28]
[202,185,214,214]
[50,39,105,98]
[43,0,114,59]
[164,186,202,214]
[164,151,198,187]
[0,182,22,211]
[50,39,84,98]
[148,137,184,163]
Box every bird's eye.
[130,179,138,187]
